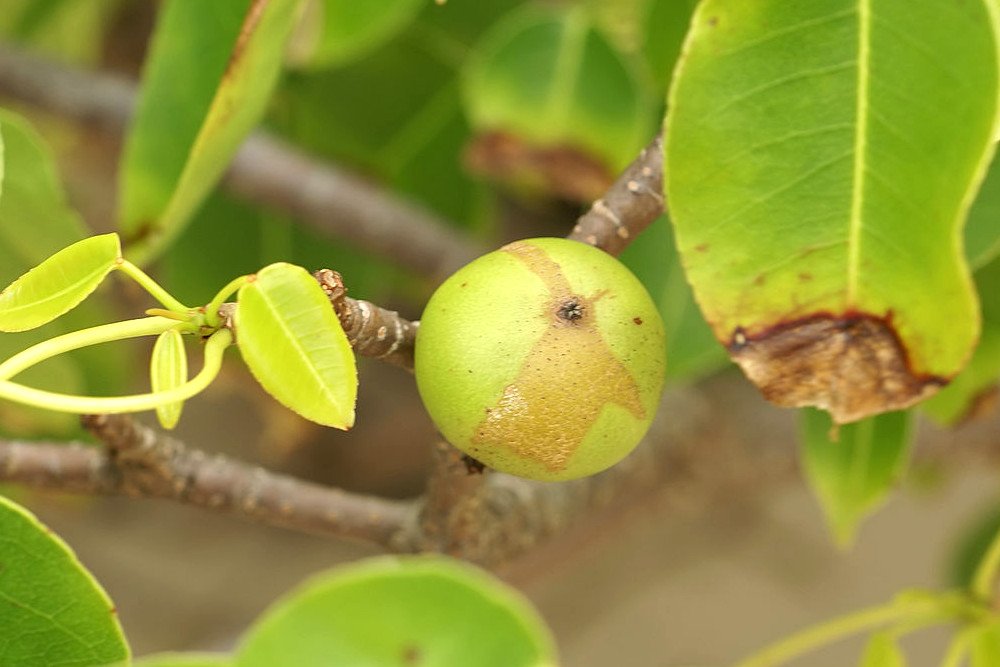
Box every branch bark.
[0,45,480,281]
[0,414,416,548]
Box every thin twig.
[0,414,417,548]
[568,133,665,256]
[0,45,480,281]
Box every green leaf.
[0,0,120,64]
[235,556,558,667]
[236,262,357,429]
[923,255,1000,424]
[463,4,654,192]
[619,215,728,382]
[859,631,906,667]
[133,653,232,667]
[665,0,1000,423]
[641,0,698,92]
[966,153,1000,270]
[0,494,129,666]
[151,328,187,429]
[119,0,301,264]
[287,0,423,69]
[0,232,120,332]
[800,408,912,546]
[971,622,1000,667]
[948,502,1000,589]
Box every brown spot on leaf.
[798,272,813,282]
[633,317,643,325]
[694,243,710,253]
[471,242,645,472]
[464,131,614,203]
[729,313,945,423]
[224,0,268,80]
[401,644,423,665]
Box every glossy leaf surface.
[151,328,188,429]
[800,408,912,546]
[119,0,300,263]
[0,495,129,666]
[288,0,423,69]
[0,232,119,332]
[236,263,356,429]
[859,631,906,667]
[666,0,1000,422]
[236,557,557,667]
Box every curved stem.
[0,329,231,413]
[0,317,182,381]
[204,274,250,328]
[940,627,974,667]
[973,524,1000,602]
[116,259,190,312]
[731,595,957,667]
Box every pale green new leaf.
[800,408,912,546]
[666,0,1000,421]
[0,232,120,332]
[287,0,423,69]
[859,631,906,667]
[236,263,356,429]
[236,557,557,667]
[119,0,301,264]
[151,328,188,429]
[0,495,129,666]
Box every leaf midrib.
[846,0,871,303]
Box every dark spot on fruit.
[798,272,813,282]
[460,282,468,288]
[753,274,766,286]
[694,243,710,253]
[633,317,643,325]
[557,298,585,322]
[708,15,719,26]
[729,312,946,423]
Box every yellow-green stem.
[116,259,190,312]
[0,317,182,381]
[0,329,231,413]
[204,274,250,328]
[973,523,1000,602]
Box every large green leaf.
[0,495,129,665]
[236,262,357,429]
[967,153,1000,270]
[859,631,906,667]
[0,232,120,332]
[287,0,423,69]
[236,557,557,667]
[800,408,912,546]
[619,215,728,382]
[119,0,301,264]
[133,654,232,667]
[665,0,1000,423]
[463,4,653,196]
[923,255,1000,424]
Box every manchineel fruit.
[414,237,666,482]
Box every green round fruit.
[415,237,666,481]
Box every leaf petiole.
[204,274,251,328]
[115,259,190,313]
[0,316,184,381]
[0,329,232,414]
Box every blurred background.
[0,1,998,665]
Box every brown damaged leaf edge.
[223,0,269,80]
[728,312,947,424]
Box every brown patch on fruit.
[470,242,645,472]
[729,313,945,424]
